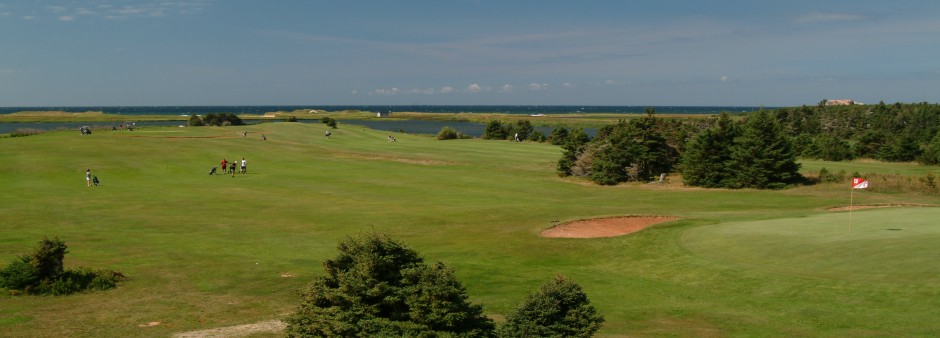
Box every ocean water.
[0,105,766,116]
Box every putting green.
[681,207,940,284]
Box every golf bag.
[209,166,218,175]
[92,175,100,186]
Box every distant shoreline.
[0,105,769,116]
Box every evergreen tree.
[549,127,570,145]
[587,112,676,185]
[727,111,802,189]
[285,233,495,337]
[812,134,855,161]
[681,113,740,187]
[499,275,604,338]
[556,128,590,177]
[482,120,507,140]
[514,120,534,141]
[920,133,940,165]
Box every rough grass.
[1,122,940,337]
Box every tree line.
[551,102,940,189]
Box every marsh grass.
[1,122,939,336]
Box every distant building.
[825,99,855,106]
[376,111,391,117]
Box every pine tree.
[587,112,676,185]
[681,113,740,187]
[499,275,604,338]
[727,111,802,189]
[285,233,495,337]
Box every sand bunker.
[540,216,679,238]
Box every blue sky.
[1,1,938,106]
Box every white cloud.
[466,83,482,93]
[720,75,729,82]
[439,86,455,93]
[499,84,513,93]
[372,88,400,95]
[21,15,33,20]
[604,80,623,86]
[58,15,74,21]
[794,11,866,24]
[528,82,549,90]
[406,88,436,95]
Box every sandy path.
[173,320,286,338]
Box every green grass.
[2,122,940,337]
[682,207,940,284]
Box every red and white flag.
[852,177,869,189]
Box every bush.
[499,275,604,337]
[187,114,205,126]
[197,113,243,126]
[321,117,337,129]
[816,167,846,184]
[528,130,547,142]
[0,237,125,295]
[9,128,45,137]
[437,126,459,140]
[286,116,298,122]
[0,257,40,291]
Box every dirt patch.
[540,216,679,238]
[173,320,286,338]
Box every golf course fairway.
[2,122,940,337]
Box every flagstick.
[849,186,853,233]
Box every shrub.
[198,113,243,126]
[286,116,298,122]
[499,275,604,337]
[321,117,337,129]
[816,167,846,184]
[528,130,547,142]
[437,126,459,140]
[0,237,125,295]
[187,114,205,126]
[9,128,45,137]
[0,257,39,291]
